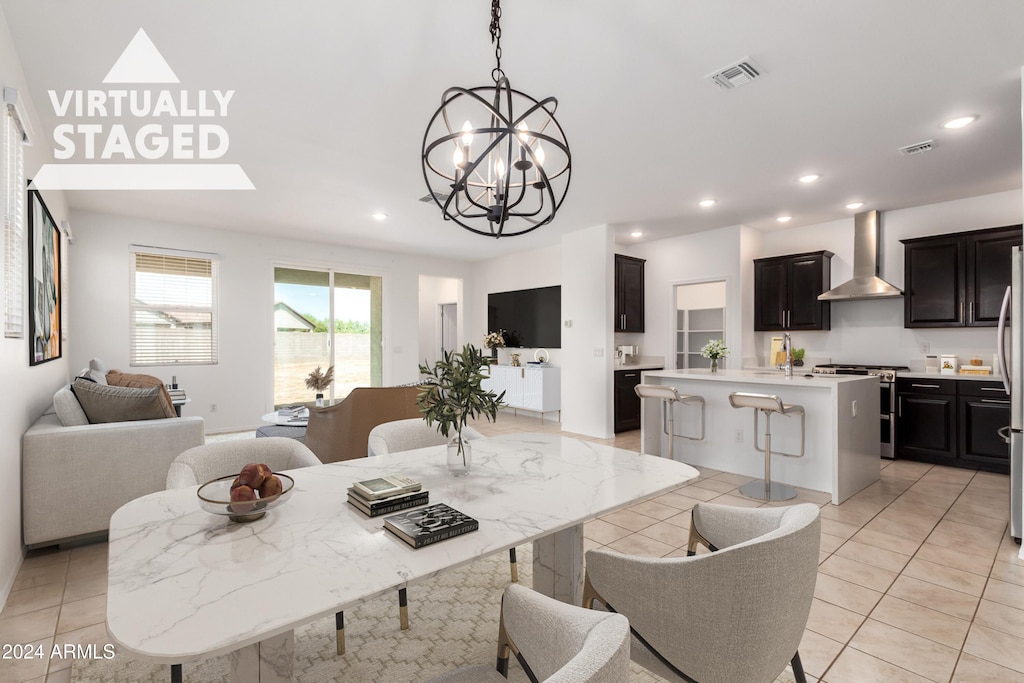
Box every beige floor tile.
[963,623,1024,674]
[61,573,107,604]
[48,622,114,673]
[851,527,923,556]
[887,575,980,621]
[902,557,988,597]
[818,533,846,554]
[797,629,844,678]
[708,493,762,508]
[819,551,831,565]
[983,578,1024,609]
[598,508,659,532]
[953,652,1024,683]
[834,540,910,573]
[968,471,1011,490]
[974,598,1024,640]
[818,503,876,527]
[650,491,703,511]
[636,520,690,547]
[822,646,932,683]
[628,499,684,521]
[949,498,1009,522]
[943,508,1010,532]
[45,667,73,683]
[55,595,106,635]
[673,485,719,502]
[0,584,65,620]
[684,477,735,494]
[913,541,994,577]
[65,553,107,580]
[886,497,949,521]
[894,489,956,512]
[584,519,633,545]
[710,471,754,486]
[11,563,68,593]
[18,550,69,571]
[659,511,691,529]
[813,573,883,615]
[805,598,864,643]
[0,636,52,682]
[819,518,861,540]
[990,560,1024,587]
[928,520,1004,559]
[819,554,898,593]
[0,606,59,644]
[863,515,934,543]
[869,595,970,649]
[583,537,602,553]
[996,533,1024,566]
[605,533,676,558]
[848,618,959,682]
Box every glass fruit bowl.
[196,472,295,523]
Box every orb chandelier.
[421,0,571,238]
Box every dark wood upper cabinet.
[615,254,645,332]
[753,251,833,331]
[902,225,1022,328]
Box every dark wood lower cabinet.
[896,378,1009,474]
[614,369,649,433]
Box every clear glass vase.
[710,358,719,373]
[447,434,472,476]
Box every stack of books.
[383,503,479,548]
[347,476,429,517]
[167,388,187,402]
[276,405,308,422]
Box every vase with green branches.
[305,365,334,406]
[418,344,505,475]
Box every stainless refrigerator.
[997,246,1023,543]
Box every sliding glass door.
[273,267,382,407]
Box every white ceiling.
[3,0,1024,261]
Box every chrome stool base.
[739,479,797,502]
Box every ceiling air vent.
[419,191,449,203]
[899,140,934,156]
[705,58,762,90]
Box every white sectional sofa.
[22,411,205,548]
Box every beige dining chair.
[583,502,820,683]
[424,583,630,683]
[165,437,322,489]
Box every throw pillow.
[106,370,176,417]
[86,358,110,385]
[71,379,177,423]
[52,385,89,426]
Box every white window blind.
[3,103,25,338]
[129,247,218,365]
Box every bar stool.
[634,384,705,460]
[728,392,806,501]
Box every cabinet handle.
[980,387,1005,392]
[623,373,637,378]
[960,301,965,322]
[787,310,792,327]
[980,398,1011,404]
[969,301,974,322]
[911,383,940,389]
[521,368,525,379]
[898,396,902,417]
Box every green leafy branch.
[417,344,505,449]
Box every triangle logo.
[103,28,179,84]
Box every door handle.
[997,285,1011,395]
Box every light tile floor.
[2,413,1021,682]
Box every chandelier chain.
[490,0,504,83]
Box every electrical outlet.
[921,342,930,353]
[735,429,743,443]
[210,404,217,413]
[594,348,604,357]
[851,400,857,417]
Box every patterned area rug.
[73,545,796,683]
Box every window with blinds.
[129,248,218,365]
[3,103,26,338]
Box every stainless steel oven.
[812,364,907,459]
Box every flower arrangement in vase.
[305,365,334,406]
[700,339,729,373]
[483,330,505,363]
[418,344,505,475]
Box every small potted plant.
[700,339,729,373]
[483,331,505,363]
[792,348,806,367]
[418,344,504,476]
[305,365,334,407]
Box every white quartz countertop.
[899,371,1002,382]
[640,368,877,387]
[614,362,665,371]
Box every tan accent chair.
[584,502,820,683]
[424,583,630,683]
[303,386,423,463]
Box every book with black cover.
[383,503,479,548]
[347,489,429,517]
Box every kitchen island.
[639,369,879,504]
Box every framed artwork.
[28,188,61,365]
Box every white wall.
[561,225,615,437]
[68,211,474,432]
[417,275,460,367]
[0,5,70,606]
[757,190,1023,367]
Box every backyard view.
[273,268,382,407]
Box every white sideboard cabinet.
[482,365,561,422]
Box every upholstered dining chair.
[583,502,820,683]
[165,437,322,489]
[424,583,630,683]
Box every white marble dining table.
[105,433,699,681]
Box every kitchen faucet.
[780,333,793,378]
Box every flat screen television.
[487,286,561,348]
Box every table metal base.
[739,480,797,501]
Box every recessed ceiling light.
[699,199,716,208]
[797,174,821,184]
[845,201,864,210]
[630,230,643,238]
[941,116,976,130]
[776,215,792,223]
[371,212,388,221]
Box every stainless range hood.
[818,210,902,301]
